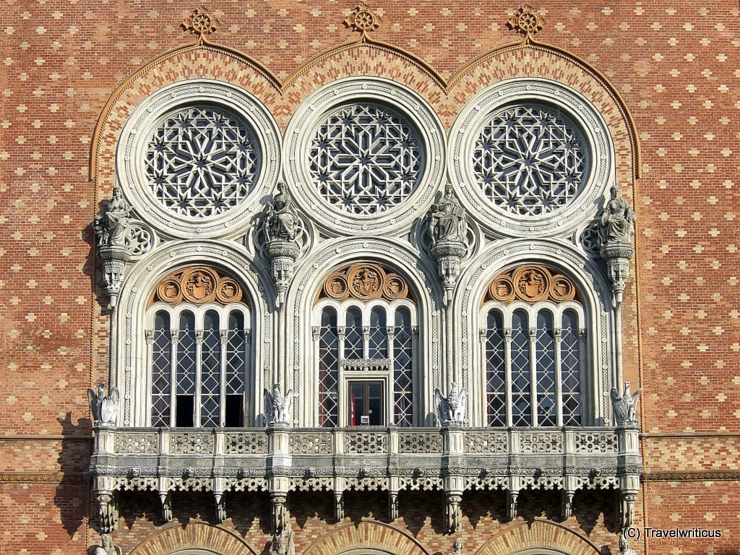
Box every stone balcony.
[90,425,641,533]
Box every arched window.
[146,266,251,427]
[482,265,584,427]
[314,263,416,427]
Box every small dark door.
[349,381,384,426]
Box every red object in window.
[350,389,356,426]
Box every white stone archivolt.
[285,77,445,236]
[117,79,281,239]
[450,78,614,238]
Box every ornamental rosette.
[344,3,382,34]
[183,5,221,38]
[507,4,546,37]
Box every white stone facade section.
[450,78,614,238]
[117,79,281,239]
[285,77,445,236]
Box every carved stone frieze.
[151,266,246,307]
[486,264,579,305]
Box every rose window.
[472,104,587,217]
[308,104,423,216]
[144,106,260,219]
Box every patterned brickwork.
[0,1,739,554]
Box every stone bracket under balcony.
[90,426,641,532]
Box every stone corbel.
[215,492,226,523]
[427,184,469,304]
[506,490,519,521]
[598,185,636,305]
[444,491,463,533]
[271,492,287,534]
[159,491,173,523]
[334,491,345,521]
[388,491,399,521]
[561,490,575,519]
[96,490,119,533]
[262,183,304,307]
[620,491,637,529]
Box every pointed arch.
[301,521,430,555]
[283,35,447,92]
[89,37,281,183]
[128,522,258,555]
[473,520,601,555]
[447,36,641,180]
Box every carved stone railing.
[90,426,641,533]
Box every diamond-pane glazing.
[151,312,171,427]
[473,104,586,216]
[145,106,259,219]
[510,310,532,426]
[344,308,363,360]
[176,312,196,395]
[369,308,387,359]
[200,311,221,427]
[561,310,582,425]
[308,104,423,215]
[485,310,506,427]
[225,312,246,395]
[319,308,339,427]
[393,308,413,427]
[535,311,556,426]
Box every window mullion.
[219,327,228,428]
[194,329,204,427]
[145,330,155,427]
[528,324,538,427]
[169,329,178,427]
[504,327,513,428]
[554,326,563,427]
[337,324,346,427]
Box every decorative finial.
[183,5,221,39]
[345,3,382,36]
[507,4,546,38]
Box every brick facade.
[0,1,738,554]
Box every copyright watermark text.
[623,527,722,541]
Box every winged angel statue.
[610,381,642,427]
[264,384,296,425]
[87,382,120,427]
[434,382,467,426]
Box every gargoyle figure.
[87,382,120,426]
[264,384,296,425]
[610,381,642,427]
[434,382,467,426]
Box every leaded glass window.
[483,265,585,427]
[315,263,416,427]
[472,104,587,217]
[144,105,260,219]
[146,267,251,428]
[308,103,423,216]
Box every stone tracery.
[145,105,259,219]
[473,104,587,217]
[308,104,423,216]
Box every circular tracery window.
[144,105,260,219]
[450,79,612,237]
[473,104,587,217]
[308,103,423,216]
